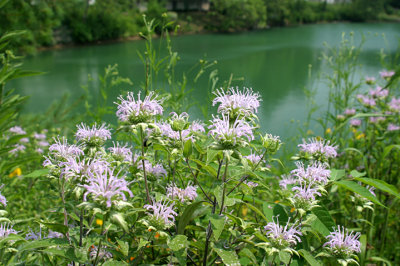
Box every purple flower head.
[0,185,7,207]
[244,180,258,188]
[388,123,400,131]
[292,182,321,201]
[324,226,361,257]
[47,230,63,239]
[60,156,109,180]
[89,246,113,261]
[208,115,254,149]
[48,137,83,161]
[349,119,361,127]
[138,160,167,178]
[368,116,385,124]
[263,216,302,248]
[298,138,337,159]
[369,86,388,98]
[115,91,163,124]
[20,138,29,143]
[108,142,132,163]
[279,174,298,190]
[190,120,206,133]
[38,141,49,147]
[344,109,356,116]
[144,200,177,228]
[10,144,25,155]
[291,161,330,185]
[379,70,395,79]
[0,224,18,238]
[244,152,264,165]
[389,97,400,112]
[166,183,197,202]
[26,228,42,240]
[357,94,376,107]
[212,87,261,119]
[34,133,46,140]
[365,76,376,85]
[76,123,111,146]
[83,167,133,208]
[9,126,26,135]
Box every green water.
[9,23,400,139]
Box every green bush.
[207,0,267,32]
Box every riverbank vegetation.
[1,11,400,264]
[1,0,400,54]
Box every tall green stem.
[140,127,151,204]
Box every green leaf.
[330,169,345,181]
[103,260,128,266]
[298,249,322,266]
[177,201,207,234]
[209,214,225,241]
[239,248,258,265]
[369,256,392,266]
[207,149,220,164]
[382,144,400,159]
[335,180,384,207]
[183,139,192,158]
[42,247,86,263]
[311,206,335,232]
[355,177,400,199]
[24,169,49,178]
[213,247,241,266]
[117,240,129,256]
[137,238,149,251]
[350,170,365,178]
[168,235,188,251]
[242,201,269,222]
[38,221,69,235]
[310,214,331,236]
[18,238,69,252]
[111,213,129,232]
[279,250,291,264]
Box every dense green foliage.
[0,0,399,53]
[1,15,400,265]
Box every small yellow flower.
[352,128,358,134]
[96,219,103,226]
[155,232,160,239]
[356,133,365,140]
[306,130,314,135]
[241,205,248,217]
[325,128,332,134]
[9,168,22,178]
[290,207,296,213]
[274,200,280,204]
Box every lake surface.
[9,23,400,140]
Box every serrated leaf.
[137,238,149,251]
[168,235,188,251]
[310,214,331,237]
[335,180,384,207]
[213,247,241,266]
[355,177,400,199]
[311,206,335,232]
[210,214,225,241]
